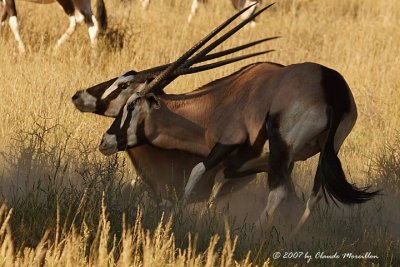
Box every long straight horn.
[142,3,262,95]
[145,3,276,94]
[134,36,279,82]
[181,3,276,70]
[202,36,279,62]
[175,50,275,75]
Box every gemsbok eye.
[119,82,129,89]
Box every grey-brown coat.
[99,61,377,232]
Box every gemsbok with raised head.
[73,4,277,206]
[0,0,107,53]
[98,4,379,232]
[188,0,261,26]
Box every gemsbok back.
[98,4,379,232]
[0,0,107,52]
[73,4,277,206]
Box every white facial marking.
[126,100,141,146]
[104,82,147,117]
[55,16,77,48]
[99,134,118,155]
[80,90,97,111]
[9,16,25,53]
[101,75,135,100]
[184,162,206,198]
[120,101,129,128]
[104,92,130,117]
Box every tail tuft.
[320,146,380,204]
[319,108,379,205]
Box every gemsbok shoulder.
[98,4,379,232]
[0,0,107,52]
[73,4,276,206]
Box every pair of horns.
[140,2,276,95]
[133,36,279,83]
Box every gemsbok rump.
[0,0,107,53]
[73,4,277,205]
[98,4,378,231]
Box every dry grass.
[0,0,399,266]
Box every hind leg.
[293,162,323,234]
[75,0,98,46]
[259,115,293,229]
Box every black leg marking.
[1,3,8,23]
[5,0,17,17]
[203,143,240,171]
[267,113,291,190]
[56,0,75,16]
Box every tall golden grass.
[0,0,399,266]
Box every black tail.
[96,0,107,31]
[318,67,379,204]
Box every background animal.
[0,0,107,52]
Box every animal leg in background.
[74,0,99,47]
[3,0,25,53]
[54,0,77,49]
[188,0,200,23]
[141,0,150,9]
[240,0,259,27]
[1,1,7,27]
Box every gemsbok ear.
[146,93,161,110]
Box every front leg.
[182,143,239,205]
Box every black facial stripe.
[95,87,124,114]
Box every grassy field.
[0,0,399,266]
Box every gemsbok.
[73,4,276,206]
[0,0,107,53]
[98,4,379,231]
[188,0,261,26]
